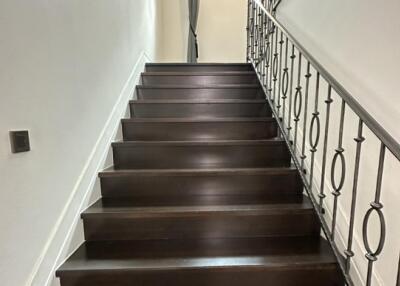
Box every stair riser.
[122,121,277,141]
[137,87,264,100]
[112,144,291,169]
[145,64,254,72]
[130,103,271,118]
[83,212,319,241]
[100,172,302,199]
[59,267,342,286]
[141,74,259,85]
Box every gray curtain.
[187,0,199,63]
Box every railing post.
[345,119,364,274]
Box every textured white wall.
[0,1,161,286]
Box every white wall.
[278,0,400,143]
[0,1,161,286]
[157,0,189,62]
[158,0,248,63]
[197,0,247,63]
[270,1,400,285]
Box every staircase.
[56,63,343,286]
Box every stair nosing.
[82,196,313,218]
[146,63,252,66]
[99,167,298,178]
[121,117,276,123]
[111,139,286,147]
[141,71,257,76]
[130,99,267,104]
[57,258,337,275]
[136,84,261,89]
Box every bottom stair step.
[56,237,343,286]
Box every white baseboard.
[27,51,150,286]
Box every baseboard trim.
[27,51,150,286]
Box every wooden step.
[130,99,271,118]
[136,85,264,100]
[145,63,254,72]
[56,237,342,286]
[111,139,291,169]
[99,167,302,199]
[141,72,259,85]
[81,195,319,241]
[121,118,277,141]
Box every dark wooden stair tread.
[56,237,336,274]
[112,138,286,147]
[141,71,257,76]
[99,166,299,177]
[121,117,275,123]
[130,99,267,104]
[57,62,342,285]
[136,84,261,89]
[145,63,254,72]
[82,195,313,218]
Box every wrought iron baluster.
[261,9,267,86]
[264,24,271,91]
[268,23,275,98]
[300,62,311,170]
[251,1,256,59]
[254,6,260,69]
[246,0,251,62]
[287,44,296,138]
[272,24,279,104]
[309,72,320,190]
[344,119,365,274]
[331,99,346,239]
[281,36,289,125]
[293,52,302,155]
[257,5,263,74]
[319,85,333,213]
[363,143,387,286]
[276,31,284,115]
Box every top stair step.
[145,63,254,72]
[141,72,259,86]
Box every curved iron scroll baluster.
[287,44,296,138]
[331,99,346,239]
[272,26,279,103]
[268,24,275,95]
[363,143,386,286]
[309,72,320,190]
[293,52,302,154]
[281,36,289,123]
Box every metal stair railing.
[247,0,400,285]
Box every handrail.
[247,1,400,285]
[253,0,400,161]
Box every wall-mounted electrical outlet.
[10,130,31,153]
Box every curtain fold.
[187,0,199,63]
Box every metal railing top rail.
[253,0,400,161]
